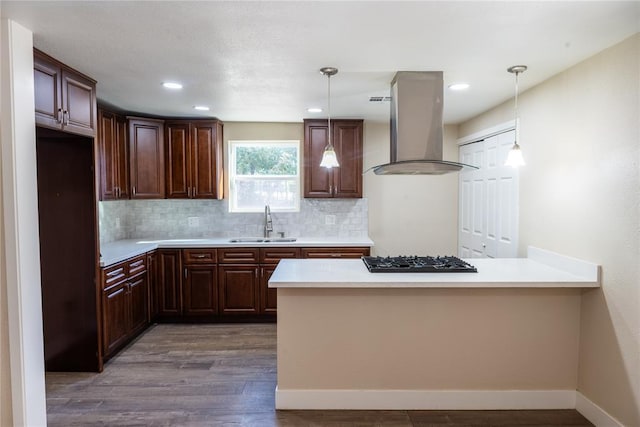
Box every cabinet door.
[158,250,182,316]
[99,110,129,200]
[260,265,278,314]
[115,115,130,199]
[332,120,363,198]
[165,122,191,198]
[98,110,119,200]
[192,121,223,199]
[103,284,129,356]
[129,118,165,199]
[303,119,333,198]
[128,274,149,334]
[147,251,159,321]
[183,265,218,315]
[61,69,96,137]
[33,52,62,129]
[218,265,259,314]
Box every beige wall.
[459,34,640,425]
[278,288,581,390]
[363,122,459,255]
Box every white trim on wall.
[0,18,47,427]
[275,388,577,410]
[576,392,624,427]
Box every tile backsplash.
[99,198,368,244]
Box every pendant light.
[505,65,527,167]
[319,67,340,168]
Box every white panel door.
[458,130,519,258]
[458,141,485,258]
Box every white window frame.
[228,140,301,213]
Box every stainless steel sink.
[228,237,297,243]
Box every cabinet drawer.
[219,248,259,263]
[259,247,301,264]
[103,262,127,289]
[183,248,217,264]
[127,255,147,277]
[301,247,370,259]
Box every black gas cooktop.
[361,255,477,273]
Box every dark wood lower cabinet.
[147,251,159,320]
[183,265,218,315]
[101,246,369,361]
[218,265,260,314]
[129,274,149,333]
[260,265,278,314]
[101,255,150,360]
[158,249,182,316]
[103,284,128,356]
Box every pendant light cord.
[327,72,332,148]
[514,70,519,130]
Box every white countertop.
[100,237,374,267]
[268,247,600,289]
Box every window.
[229,140,300,213]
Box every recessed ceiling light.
[307,107,323,113]
[448,83,470,91]
[193,105,210,111]
[162,82,183,90]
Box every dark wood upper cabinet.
[33,49,97,137]
[98,108,129,200]
[165,120,223,199]
[128,117,165,199]
[303,119,363,198]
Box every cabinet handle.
[184,268,187,279]
[331,253,341,257]
[63,110,69,125]
[115,187,120,198]
[106,268,124,277]
[193,254,207,259]
[56,108,63,124]
[132,186,136,196]
[188,187,191,198]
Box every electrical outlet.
[325,215,336,225]
[188,217,200,227]
[115,217,121,228]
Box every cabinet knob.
[56,108,63,124]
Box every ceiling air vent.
[369,96,391,102]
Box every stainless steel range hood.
[369,71,477,175]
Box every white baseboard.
[575,392,623,427]
[275,387,576,410]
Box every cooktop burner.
[361,255,477,273]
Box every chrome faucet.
[264,205,273,238]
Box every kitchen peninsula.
[270,247,599,410]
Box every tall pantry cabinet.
[33,49,102,372]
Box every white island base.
[270,247,599,410]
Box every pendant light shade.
[319,67,340,168]
[505,141,525,167]
[505,65,527,168]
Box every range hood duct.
[370,71,477,175]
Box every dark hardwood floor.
[46,324,594,426]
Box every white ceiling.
[2,1,638,124]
